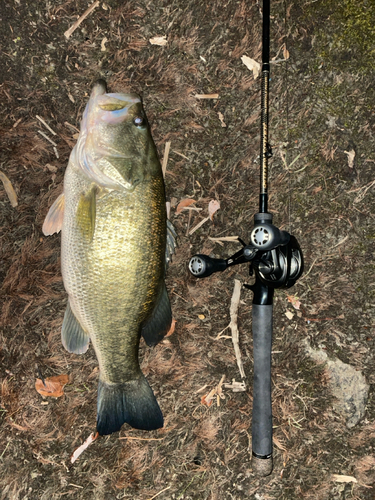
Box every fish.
[43,80,177,435]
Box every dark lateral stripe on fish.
[96,376,164,435]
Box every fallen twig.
[64,1,100,39]
[37,130,57,147]
[0,171,18,207]
[194,94,219,99]
[216,279,245,379]
[201,375,226,407]
[161,141,171,177]
[36,115,57,136]
[118,436,164,441]
[189,216,210,235]
[148,486,171,500]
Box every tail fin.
[96,375,163,435]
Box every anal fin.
[61,301,90,354]
[141,283,172,347]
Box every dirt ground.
[1,0,374,499]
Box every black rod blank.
[259,0,271,214]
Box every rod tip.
[252,456,273,476]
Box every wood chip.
[223,379,246,392]
[201,375,226,407]
[161,141,171,177]
[13,118,22,128]
[241,55,261,79]
[218,111,227,127]
[208,199,220,221]
[344,149,355,169]
[194,94,219,99]
[0,171,18,207]
[149,35,168,46]
[285,310,294,320]
[101,37,108,51]
[64,1,100,39]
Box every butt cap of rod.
[252,455,273,476]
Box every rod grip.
[252,303,273,476]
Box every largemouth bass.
[43,80,176,435]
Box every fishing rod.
[188,0,303,476]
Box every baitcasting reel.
[188,211,303,291]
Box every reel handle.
[188,255,227,278]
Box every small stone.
[304,340,369,428]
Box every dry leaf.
[101,37,108,51]
[45,163,58,173]
[241,55,261,79]
[285,310,294,320]
[208,199,220,221]
[287,295,301,310]
[165,318,176,337]
[35,374,69,398]
[273,435,287,451]
[176,198,196,214]
[201,392,214,407]
[149,35,167,46]
[344,149,355,169]
[218,112,227,127]
[283,45,290,60]
[0,171,18,207]
[71,432,99,464]
[332,474,358,484]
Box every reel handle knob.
[188,255,227,278]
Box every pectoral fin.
[141,284,172,347]
[42,193,65,236]
[61,301,90,354]
[77,186,97,242]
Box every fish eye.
[133,116,146,127]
